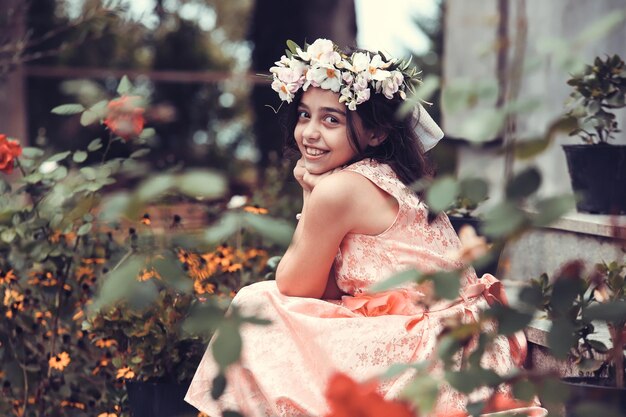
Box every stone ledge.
[541,211,626,240]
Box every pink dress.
[185,159,546,417]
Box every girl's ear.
[366,129,388,147]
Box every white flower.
[367,54,392,81]
[271,79,295,102]
[351,52,371,72]
[227,195,248,209]
[342,72,354,85]
[306,38,336,63]
[306,65,342,92]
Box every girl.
[186,39,546,417]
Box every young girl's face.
[294,88,372,175]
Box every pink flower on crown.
[271,59,306,84]
[380,70,405,99]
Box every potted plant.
[563,53,626,214]
[533,259,626,416]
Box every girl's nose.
[302,120,321,141]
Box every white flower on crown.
[306,65,342,93]
[367,54,392,81]
[271,79,300,102]
[268,39,419,110]
[300,38,341,66]
[350,52,371,73]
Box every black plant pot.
[562,144,626,214]
[126,380,197,417]
[562,377,626,417]
[447,215,501,276]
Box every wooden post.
[0,0,28,143]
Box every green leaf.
[139,127,156,140]
[176,170,227,200]
[583,301,626,323]
[90,256,143,312]
[426,270,461,300]
[48,165,68,181]
[286,39,300,54]
[211,321,242,370]
[445,370,480,393]
[130,148,150,159]
[211,373,227,400]
[460,107,506,142]
[204,213,242,243]
[87,138,103,152]
[80,167,97,181]
[481,202,526,238]
[514,137,551,160]
[400,375,440,414]
[459,177,489,203]
[370,269,421,292]
[505,167,541,200]
[136,174,175,202]
[242,213,294,248]
[117,75,133,95]
[150,253,193,293]
[512,380,536,402]
[485,304,534,335]
[80,100,108,126]
[426,176,459,213]
[532,195,576,227]
[21,147,45,158]
[73,150,88,163]
[51,103,85,115]
[547,318,578,359]
[46,151,71,163]
[77,223,92,236]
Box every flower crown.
[269,39,421,110]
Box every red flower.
[0,134,22,174]
[325,372,415,417]
[103,95,145,140]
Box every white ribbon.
[413,103,444,152]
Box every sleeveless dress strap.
[342,159,408,203]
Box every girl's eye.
[297,110,309,119]
[324,116,339,124]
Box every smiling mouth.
[304,146,328,157]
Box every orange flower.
[103,95,145,140]
[60,400,86,410]
[49,352,71,371]
[243,205,268,215]
[0,269,17,285]
[324,372,415,417]
[116,366,135,379]
[194,281,215,295]
[0,134,22,174]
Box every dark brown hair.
[282,88,433,188]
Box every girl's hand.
[293,158,342,193]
